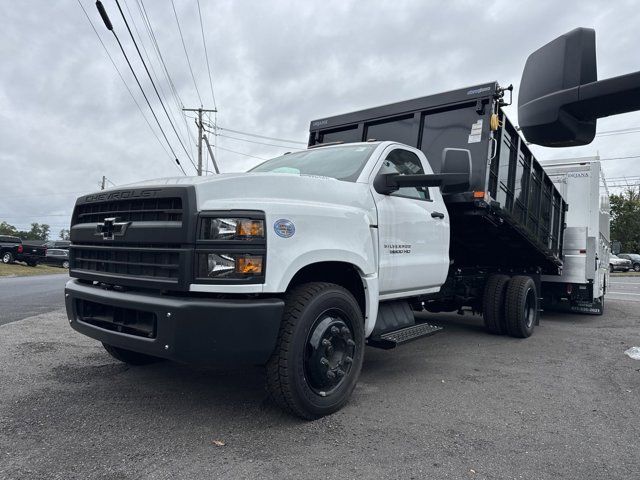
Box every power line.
[599,155,640,162]
[113,0,196,174]
[76,0,173,162]
[196,0,217,110]
[211,144,268,160]
[596,126,640,137]
[121,0,186,150]
[170,0,203,105]
[212,131,303,150]
[135,0,198,162]
[214,125,307,145]
[95,1,186,175]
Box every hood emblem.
[95,217,131,240]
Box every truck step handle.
[367,322,443,350]
[431,211,445,219]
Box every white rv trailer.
[541,157,610,314]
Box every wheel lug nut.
[322,339,331,347]
[346,339,355,347]
[330,326,339,335]
[343,356,353,365]
[340,327,350,336]
[320,357,329,366]
[327,370,336,379]
[336,368,345,377]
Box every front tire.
[505,276,538,338]
[266,282,365,420]
[2,252,14,264]
[102,343,161,365]
[634,264,640,272]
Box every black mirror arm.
[571,70,640,119]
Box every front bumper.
[65,279,284,365]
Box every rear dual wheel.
[483,275,538,338]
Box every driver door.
[370,146,449,297]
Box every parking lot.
[1,278,639,480]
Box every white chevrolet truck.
[66,28,640,418]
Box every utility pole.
[183,107,217,176]
[202,134,220,174]
[101,175,106,190]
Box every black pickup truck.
[0,235,48,266]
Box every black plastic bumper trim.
[65,279,284,365]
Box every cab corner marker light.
[473,191,485,199]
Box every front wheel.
[634,264,640,272]
[266,282,365,419]
[2,252,14,264]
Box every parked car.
[609,255,632,272]
[0,235,47,266]
[44,248,69,269]
[618,253,640,272]
[44,240,70,250]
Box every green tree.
[0,221,18,236]
[610,187,640,253]
[59,229,70,241]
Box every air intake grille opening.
[72,246,180,280]
[73,197,182,225]
[76,299,157,338]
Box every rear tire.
[634,264,640,272]
[505,276,538,338]
[102,343,162,365]
[2,252,14,264]
[27,261,37,267]
[266,282,365,420]
[483,274,510,335]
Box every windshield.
[249,144,377,182]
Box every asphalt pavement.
[1,284,639,479]
[0,273,68,326]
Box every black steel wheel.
[266,282,364,419]
[2,252,14,264]
[483,274,510,335]
[505,276,538,338]
[102,343,162,365]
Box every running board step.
[367,322,442,350]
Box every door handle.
[431,211,445,219]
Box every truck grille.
[72,197,182,225]
[71,245,180,281]
[69,187,196,290]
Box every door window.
[377,149,430,200]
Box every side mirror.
[373,172,470,196]
[518,27,640,147]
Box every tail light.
[17,245,23,254]
[566,284,573,295]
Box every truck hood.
[112,173,377,220]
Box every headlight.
[196,253,264,279]
[200,218,264,240]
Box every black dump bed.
[308,82,567,274]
